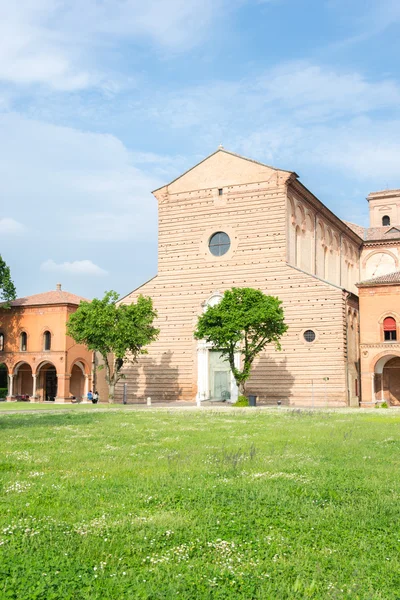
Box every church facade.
[117,148,400,407]
[118,148,370,406]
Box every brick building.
[118,148,364,406]
[0,284,94,402]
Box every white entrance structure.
[196,293,239,403]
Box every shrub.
[375,401,389,409]
[234,395,249,407]
[0,387,7,399]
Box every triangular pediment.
[386,227,400,235]
[154,149,295,195]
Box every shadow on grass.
[0,410,107,430]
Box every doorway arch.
[13,362,33,397]
[70,361,88,401]
[374,354,400,405]
[36,361,58,402]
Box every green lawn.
[0,408,399,599]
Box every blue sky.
[1,0,400,299]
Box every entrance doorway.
[209,351,231,401]
[45,367,58,401]
[383,357,400,406]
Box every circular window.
[209,232,231,256]
[303,330,316,343]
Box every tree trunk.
[108,381,115,403]
[238,381,246,396]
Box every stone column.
[83,375,89,402]
[7,374,14,401]
[31,374,37,402]
[55,374,70,403]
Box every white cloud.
[0,217,25,234]
[0,0,233,91]
[143,61,400,182]
[41,259,107,276]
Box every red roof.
[357,271,400,287]
[10,289,88,307]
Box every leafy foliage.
[195,288,288,393]
[0,254,17,306]
[233,395,249,407]
[67,291,159,401]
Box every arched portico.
[12,362,33,398]
[0,363,8,398]
[70,360,90,401]
[36,361,58,402]
[373,353,400,405]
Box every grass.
[0,407,400,599]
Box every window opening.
[303,330,316,343]
[209,232,231,256]
[383,317,397,341]
[0,333,4,351]
[218,188,223,196]
[20,332,27,352]
[382,215,390,226]
[44,331,51,351]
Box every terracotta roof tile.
[357,271,400,287]
[343,221,365,238]
[10,290,88,307]
[364,226,400,241]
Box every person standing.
[87,390,93,403]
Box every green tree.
[67,291,159,402]
[194,287,288,395]
[0,255,17,306]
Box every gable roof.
[152,147,296,193]
[9,289,88,307]
[357,271,400,287]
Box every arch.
[36,361,58,402]
[70,358,91,376]
[373,353,400,406]
[316,221,325,279]
[372,351,400,374]
[302,213,314,273]
[0,363,8,396]
[70,363,86,401]
[382,215,390,226]
[203,291,223,312]
[295,225,302,268]
[362,248,398,268]
[12,361,33,397]
[378,310,400,325]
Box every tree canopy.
[67,291,159,402]
[0,255,16,306]
[194,287,288,395]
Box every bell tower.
[368,189,400,228]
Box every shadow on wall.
[247,355,295,406]
[115,350,182,403]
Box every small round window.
[209,232,231,256]
[304,330,316,343]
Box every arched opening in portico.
[36,361,58,402]
[13,362,33,397]
[374,354,400,405]
[70,361,88,401]
[0,363,8,398]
